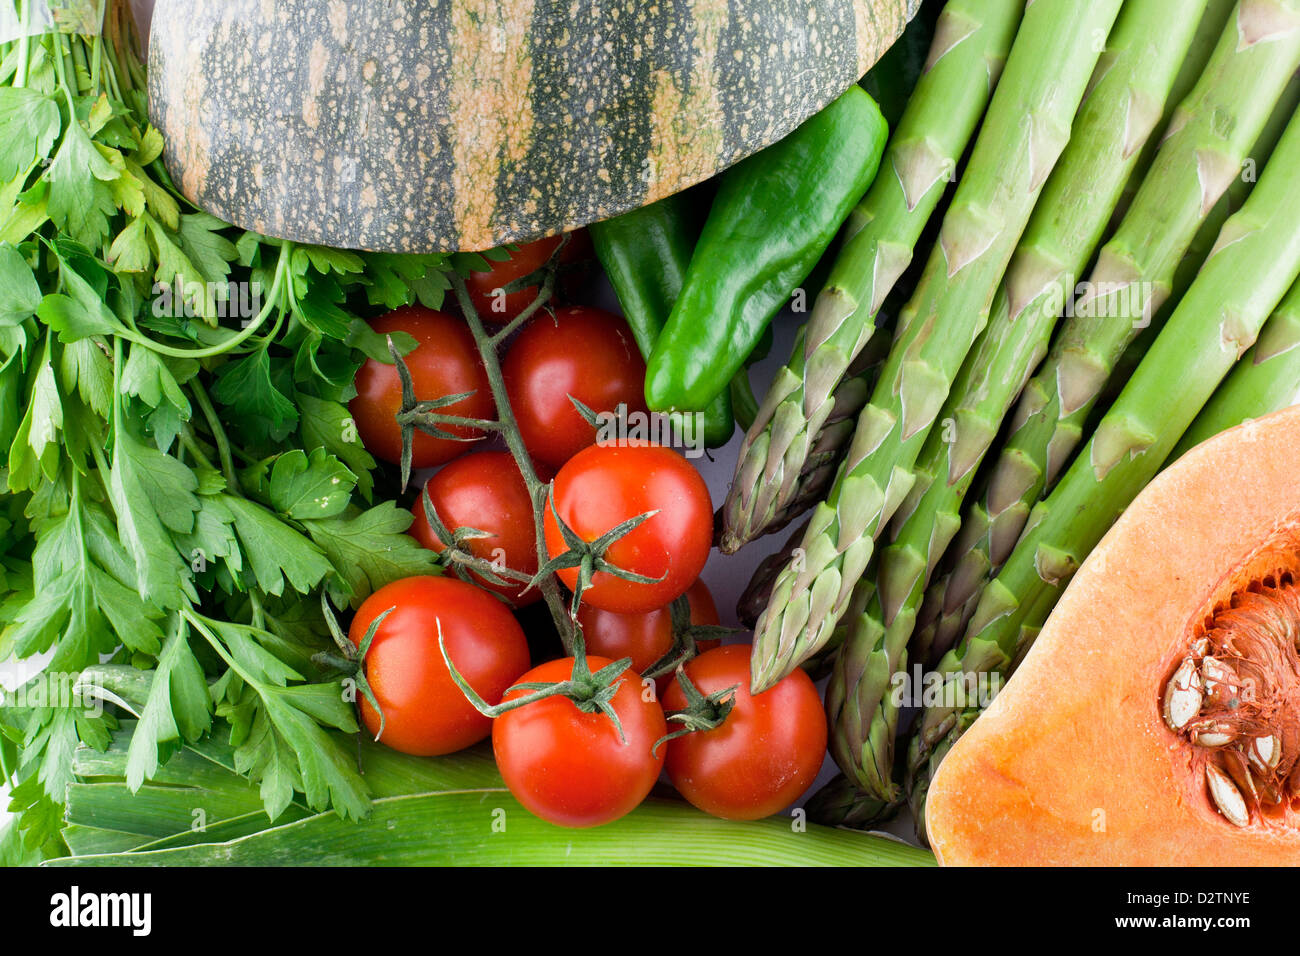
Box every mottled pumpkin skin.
[926,405,1300,866]
[147,0,916,252]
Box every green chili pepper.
[644,85,889,413]
[590,191,736,448]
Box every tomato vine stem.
[444,261,578,650]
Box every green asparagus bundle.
[718,0,1025,555]
[911,75,1300,664]
[823,0,1211,809]
[748,0,1125,692]
[908,102,1300,826]
[919,1,1300,662]
[1169,278,1300,458]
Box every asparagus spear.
[909,103,1300,825]
[920,4,1300,661]
[748,0,1125,692]
[756,328,897,538]
[859,3,942,129]
[824,0,1212,808]
[718,0,1026,555]
[1170,279,1300,457]
[805,772,899,829]
[1108,0,1237,226]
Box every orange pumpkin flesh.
[926,405,1300,866]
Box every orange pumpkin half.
[926,404,1300,866]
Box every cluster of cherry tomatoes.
[342,235,827,829]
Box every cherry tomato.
[662,645,828,820]
[350,306,492,468]
[492,655,666,828]
[349,575,530,756]
[502,306,648,470]
[409,451,546,606]
[577,579,721,696]
[543,442,713,614]
[463,231,593,324]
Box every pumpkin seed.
[1162,657,1203,731]
[1192,728,1236,748]
[1248,735,1280,775]
[1200,655,1242,704]
[1221,749,1260,804]
[1206,764,1250,828]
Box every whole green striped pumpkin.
[148,0,917,253]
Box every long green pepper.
[643,86,888,414]
[588,193,735,448]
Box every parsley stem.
[15,2,32,88]
[50,31,78,120]
[182,608,258,689]
[70,32,90,93]
[177,427,217,473]
[190,378,241,496]
[90,2,105,94]
[124,242,291,360]
[248,592,266,631]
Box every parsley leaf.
[0,243,42,326]
[5,491,166,672]
[211,350,298,446]
[107,411,200,609]
[269,448,356,520]
[296,390,376,500]
[222,495,333,597]
[8,335,63,491]
[0,88,60,181]
[125,620,212,790]
[58,338,113,419]
[45,118,119,248]
[302,501,439,606]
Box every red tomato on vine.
[349,575,530,756]
[662,644,827,821]
[543,441,712,614]
[409,451,547,606]
[492,655,666,828]
[350,306,492,468]
[577,579,721,695]
[502,306,648,470]
[463,231,593,324]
